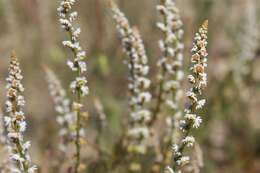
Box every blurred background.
[0,0,260,173]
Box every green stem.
[66,27,83,173]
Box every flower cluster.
[44,67,76,152]
[58,0,88,172]
[4,52,37,173]
[155,0,184,136]
[58,0,89,96]
[110,1,152,156]
[166,20,208,173]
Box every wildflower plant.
[166,20,208,173]
[57,0,89,172]
[109,0,152,170]
[4,52,37,173]
[0,1,215,173]
[154,0,184,129]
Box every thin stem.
[75,89,81,173]
[11,95,29,173]
[65,20,84,173]
[68,29,83,173]
[58,1,89,173]
[151,1,169,125]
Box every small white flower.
[171,144,179,153]
[19,121,27,132]
[77,51,86,58]
[4,116,12,126]
[196,99,206,109]
[5,100,12,112]
[167,47,175,56]
[16,111,25,119]
[69,11,78,22]
[67,60,77,71]
[78,61,87,72]
[182,136,195,147]
[137,77,151,89]
[193,116,202,128]
[128,127,150,139]
[17,95,25,106]
[62,40,73,48]
[186,91,198,102]
[184,113,196,121]
[188,74,196,84]
[176,156,190,166]
[11,154,24,162]
[23,141,31,150]
[73,28,81,38]
[59,19,72,29]
[70,80,77,91]
[81,85,89,96]
[130,109,151,122]
[157,22,166,31]
[138,92,152,103]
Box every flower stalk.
[57,0,89,172]
[4,52,37,173]
[152,0,184,127]
[44,67,75,153]
[109,0,152,170]
[166,20,208,173]
[155,0,184,144]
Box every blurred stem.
[75,76,82,173]
[150,0,168,126]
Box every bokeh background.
[0,0,260,173]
